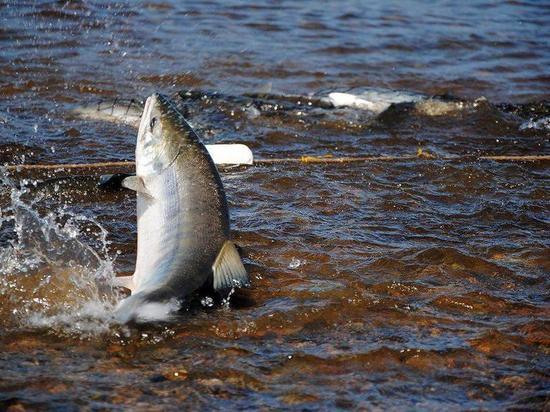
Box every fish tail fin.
[114,291,181,324]
[113,292,146,323]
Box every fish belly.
[132,155,229,298]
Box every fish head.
[136,93,191,176]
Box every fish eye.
[149,117,157,131]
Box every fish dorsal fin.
[112,275,135,292]
[212,241,249,291]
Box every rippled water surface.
[1,0,549,410]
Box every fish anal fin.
[112,275,135,292]
[212,241,249,291]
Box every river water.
[0,0,549,410]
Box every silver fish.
[114,93,248,322]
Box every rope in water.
[2,154,549,172]
[258,154,550,163]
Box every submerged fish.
[114,93,248,322]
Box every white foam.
[520,116,550,131]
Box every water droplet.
[288,257,304,269]
[201,296,214,307]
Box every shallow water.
[0,0,549,410]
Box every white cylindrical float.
[205,144,254,165]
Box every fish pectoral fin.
[121,176,152,197]
[212,241,249,291]
[98,173,134,190]
[112,275,135,292]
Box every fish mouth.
[137,93,157,144]
[135,93,177,176]
[135,95,156,176]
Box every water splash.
[0,171,121,337]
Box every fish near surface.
[114,93,248,322]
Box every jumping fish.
[113,93,248,322]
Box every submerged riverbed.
[0,0,549,410]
